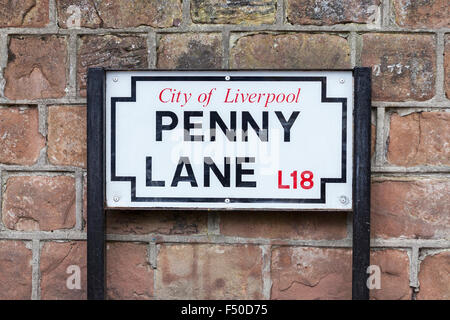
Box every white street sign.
[105,71,354,210]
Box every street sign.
[105,71,354,210]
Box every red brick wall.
[0,0,448,300]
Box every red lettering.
[278,170,290,189]
[159,88,171,103]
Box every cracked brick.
[0,0,49,27]
[2,176,76,231]
[56,0,182,28]
[156,244,263,299]
[41,241,87,300]
[388,112,450,166]
[371,180,450,239]
[4,36,68,100]
[0,107,45,165]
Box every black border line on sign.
[110,76,347,204]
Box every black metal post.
[87,68,106,300]
[352,67,372,300]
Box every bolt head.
[224,198,230,203]
[113,77,118,82]
[339,195,349,205]
[225,76,230,81]
[339,78,345,84]
[113,196,120,202]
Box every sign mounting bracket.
[87,67,371,300]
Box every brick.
[393,0,450,28]
[0,241,32,300]
[156,244,263,299]
[78,35,148,96]
[417,251,450,300]
[4,36,68,100]
[219,212,347,240]
[107,211,208,235]
[370,250,411,300]
[0,0,49,27]
[107,242,153,300]
[56,0,182,29]
[371,180,450,239]
[191,0,276,25]
[361,33,436,101]
[2,176,76,231]
[231,33,351,69]
[47,106,87,167]
[271,247,352,299]
[157,33,223,69]
[271,248,411,300]
[40,242,87,300]
[287,0,381,25]
[445,35,450,99]
[0,107,45,165]
[388,112,450,166]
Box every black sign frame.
[87,68,371,300]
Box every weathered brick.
[231,33,351,69]
[156,244,263,299]
[371,180,449,239]
[393,0,450,28]
[370,250,411,300]
[361,33,436,101]
[0,241,32,300]
[287,0,381,25]
[0,107,45,165]
[47,106,87,167]
[271,247,352,299]
[0,0,49,27]
[107,211,208,235]
[56,0,182,29]
[4,36,68,100]
[56,0,101,28]
[191,0,276,25]
[157,33,223,69]
[417,251,450,300]
[388,112,450,166]
[77,35,148,96]
[445,35,450,99]
[107,242,153,300]
[40,242,87,300]
[219,212,347,240]
[2,176,76,231]
[271,248,411,300]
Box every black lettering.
[275,111,300,142]
[146,157,165,187]
[156,111,178,141]
[242,112,268,142]
[204,157,230,187]
[210,111,236,141]
[171,157,198,187]
[236,157,256,188]
[184,111,204,142]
